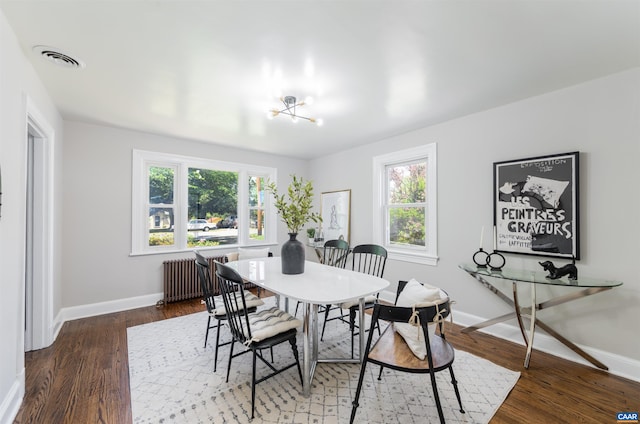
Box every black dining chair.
[194,251,264,372]
[214,261,303,420]
[350,280,465,424]
[296,239,350,317]
[323,244,387,357]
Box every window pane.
[249,176,265,207]
[250,209,266,240]
[389,206,425,247]
[187,168,238,247]
[148,207,174,246]
[249,176,266,240]
[149,166,174,204]
[387,162,426,204]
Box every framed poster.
[321,189,351,243]
[494,152,579,259]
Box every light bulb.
[291,115,298,123]
[315,118,323,126]
[304,96,314,105]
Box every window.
[373,143,437,265]
[132,150,276,255]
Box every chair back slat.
[195,251,216,313]
[323,239,350,268]
[352,244,387,278]
[374,302,450,325]
[214,261,252,343]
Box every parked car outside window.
[187,219,213,231]
[217,215,238,229]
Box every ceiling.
[2,1,639,159]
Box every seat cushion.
[238,247,270,259]
[339,295,378,309]
[245,307,301,343]
[394,278,448,360]
[212,291,264,316]
[226,247,271,263]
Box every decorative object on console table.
[494,151,579,259]
[539,258,578,280]
[487,251,506,272]
[306,228,316,244]
[472,226,489,268]
[267,175,322,274]
[473,248,489,268]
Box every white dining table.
[226,256,390,397]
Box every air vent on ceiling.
[33,45,85,69]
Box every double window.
[132,150,276,255]
[373,143,438,265]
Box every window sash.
[373,143,438,266]
[132,150,276,255]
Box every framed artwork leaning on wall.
[320,189,351,243]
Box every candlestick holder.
[472,248,489,268]
[487,251,506,272]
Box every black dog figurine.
[539,259,578,280]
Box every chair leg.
[449,366,465,413]
[350,357,369,424]
[289,337,303,385]
[320,304,331,341]
[377,366,384,380]
[428,368,446,424]
[226,340,235,383]
[204,316,212,348]
[213,319,222,372]
[251,349,257,420]
[270,347,274,363]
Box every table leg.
[464,269,613,370]
[524,283,537,368]
[512,282,529,346]
[312,303,319,366]
[302,302,311,397]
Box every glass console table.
[459,263,623,370]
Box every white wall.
[60,121,309,311]
[310,69,640,371]
[0,10,64,424]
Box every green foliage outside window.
[388,162,426,246]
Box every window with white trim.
[373,143,438,265]
[131,150,277,255]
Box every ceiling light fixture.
[267,96,323,126]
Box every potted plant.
[306,228,316,244]
[267,175,322,274]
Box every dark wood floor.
[13,296,639,423]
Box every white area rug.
[128,302,520,423]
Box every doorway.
[24,101,54,351]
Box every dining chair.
[194,251,264,372]
[296,239,350,317]
[324,244,387,357]
[349,281,465,424]
[224,248,273,297]
[214,261,303,420]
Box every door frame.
[25,97,55,350]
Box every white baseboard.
[452,310,640,383]
[54,292,164,330]
[0,369,24,424]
